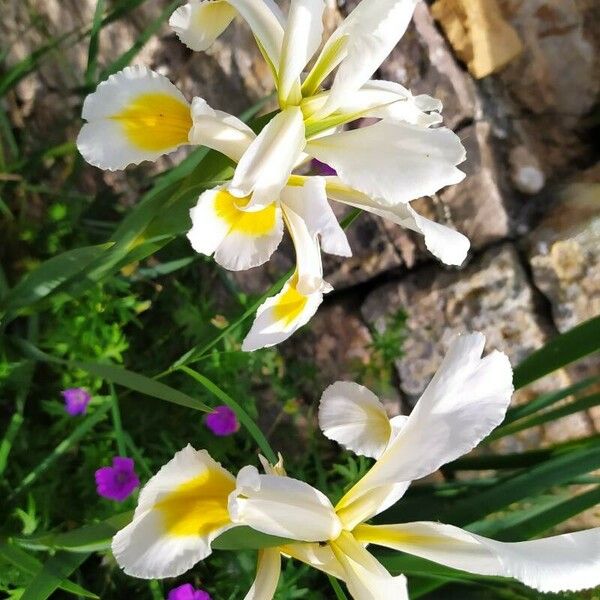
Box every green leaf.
[74,361,211,413]
[15,512,132,554]
[9,403,112,500]
[504,375,600,424]
[0,544,97,598]
[489,392,600,441]
[178,366,278,464]
[443,443,600,526]
[1,243,113,316]
[212,526,291,551]
[84,0,106,86]
[20,552,89,600]
[513,315,600,389]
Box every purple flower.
[95,457,139,501]
[62,387,91,416]
[167,584,211,600]
[205,405,239,436]
[311,158,337,176]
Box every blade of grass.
[20,551,90,600]
[178,365,277,464]
[0,544,98,598]
[84,0,106,86]
[109,383,127,456]
[513,315,600,389]
[8,402,112,501]
[489,392,600,441]
[504,375,600,424]
[328,575,349,600]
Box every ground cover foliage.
[1,1,599,599]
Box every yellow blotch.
[154,467,235,537]
[112,92,192,151]
[214,191,277,236]
[273,278,308,327]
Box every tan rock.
[431,0,523,78]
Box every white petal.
[337,333,513,523]
[313,0,419,118]
[187,187,283,270]
[230,107,306,208]
[227,0,284,69]
[243,548,281,600]
[280,542,345,579]
[241,273,326,351]
[189,97,255,162]
[77,66,191,170]
[318,381,391,459]
[281,178,351,258]
[278,0,325,104]
[330,532,409,600]
[356,522,600,594]
[307,121,466,205]
[326,179,469,266]
[282,202,329,295]
[335,80,443,127]
[112,445,236,579]
[169,0,237,52]
[229,466,342,542]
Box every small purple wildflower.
[167,584,211,600]
[95,457,139,501]
[205,405,239,436]
[62,387,91,416]
[311,158,337,176]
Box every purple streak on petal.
[62,388,91,416]
[168,584,212,600]
[95,456,139,501]
[205,405,239,437]
[311,158,337,176]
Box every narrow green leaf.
[85,0,106,85]
[504,375,600,424]
[75,361,211,413]
[15,512,132,554]
[20,552,89,600]
[212,526,291,551]
[178,366,278,464]
[1,243,113,315]
[513,316,600,389]
[9,403,112,500]
[490,392,600,441]
[328,575,349,600]
[0,544,98,598]
[443,444,600,526]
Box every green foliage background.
[0,1,599,599]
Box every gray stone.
[362,244,594,450]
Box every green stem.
[177,366,277,464]
[109,384,127,457]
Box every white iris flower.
[77,0,472,349]
[111,333,600,598]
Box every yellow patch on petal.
[214,190,277,236]
[112,92,192,151]
[273,279,309,327]
[154,467,235,537]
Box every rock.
[497,0,600,174]
[436,121,511,249]
[362,244,594,450]
[431,0,524,79]
[509,145,546,195]
[527,171,600,333]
